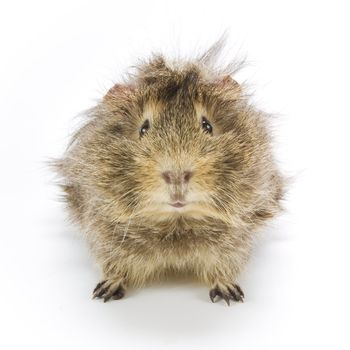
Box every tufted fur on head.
[54,40,284,304]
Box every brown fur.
[54,43,284,304]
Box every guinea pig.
[54,42,285,305]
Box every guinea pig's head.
[77,55,273,225]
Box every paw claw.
[222,294,231,306]
[112,286,125,300]
[234,284,245,299]
[209,284,244,305]
[93,280,107,294]
[93,279,125,302]
[209,288,220,303]
[94,285,109,299]
[228,286,244,302]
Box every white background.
[1,1,349,349]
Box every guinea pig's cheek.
[149,186,169,205]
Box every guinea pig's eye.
[201,116,213,135]
[139,119,150,137]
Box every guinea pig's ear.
[103,83,135,102]
[216,75,241,94]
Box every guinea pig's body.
[55,46,284,305]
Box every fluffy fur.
[54,43,284,305]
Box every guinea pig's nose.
[162,171,193,184]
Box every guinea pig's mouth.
[168,201,187,208]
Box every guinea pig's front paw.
[92,278,125,302]
[209,283,244,305]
